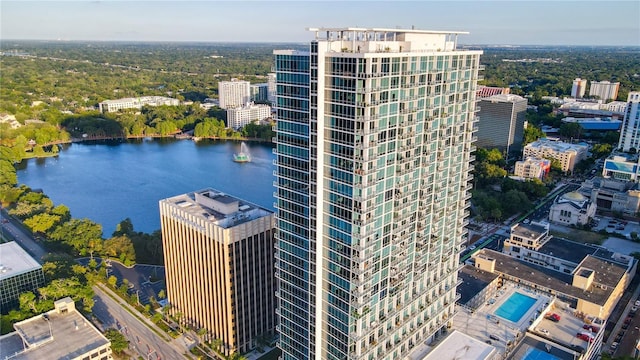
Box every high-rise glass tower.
[274,27,482,360]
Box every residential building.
[0,113,21,129]
[514,157,551,180]
[0,297,112,360]
[274,27,481,360]
[476,86,510,99]
[522,139,588,173]
[477,94,527,153]
[98,96,179,113]
[571,78,587,98]
[457,265,500,312]
[603,154,640,181]
[503,221,552,258]
[580,177,640,214]
[0,242,45,311]
[250,83,269,102]
[218,79,251,109]
[602,100,627,114]
[160,189,275,356]
[267,73,277,104]
[618,92,640,152]
[548,191,596,226]
[226,103,272,130]
[473,248,633,320]
[589,81,620,101]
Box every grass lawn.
[550,227,606,245]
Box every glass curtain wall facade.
[274,28,482,360]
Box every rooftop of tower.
[161,188,272,229]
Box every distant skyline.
[2,1,639,46]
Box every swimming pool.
[494,292,537,323]
[522,347,560,360]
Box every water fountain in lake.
[233,142,251,163]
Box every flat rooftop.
[161,188,272,229]
[0,307,109,359]
[474,250,625,306]
[537,237,599,265]
[511,223,547,240]
[0,242,41,281]
[458,265,500,306]
[418,330,496,360]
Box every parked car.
[536,328,550,336]
[576,332,594,342]
[611,342,619,350]
[489,334,501,341]
[545,313,561,322]
[583,324,600,332]
[634,300,640,307]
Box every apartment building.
[523,139,588,173]
[274,27,481,360]
[219,79,251,109]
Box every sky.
[1,1,639,46]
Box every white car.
[537,328,550,336]
[635,300,640,307]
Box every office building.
[226,103,272,130]
[476,94,527,153]
[0,242,45,311]
[98,96,179,113]
[580,177,640,214]
[523,139,588,173]
[618,92,640,152]
[267,73,277,104]
[0,297,112,360]
[513,157,551,180]
[160,189,275,356]
[476,86,509,99]
[274,27,481,360]
[602,154,640,182]
[571,78,587,98]
[219,79,251,109]
[589,81,620,101]
[250,83,269,102]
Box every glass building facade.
[274,28,482,360]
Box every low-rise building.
[472,248,634,320]
[226,103,271,130]
[603,154,640,182]
[581,177,640,214]
[457,265,500,312]
[561,117,622,133]
[0,297,112,360]
[523,139,588,173]
[514,157,551,180]
[476,86,510,99]
[0,242,45,311]
[99,96,179,113]
[548,191,596,226]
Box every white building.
[589,81,620,101]
[226,103,271,130]
[523,139,588,173]
[571,78,587,98]
[602,101,627,114]
[618,92,640,152]
[603,154,640,181]
[99,96,179,113]
[513,157,551,180]
[548,191,596,226]
[267,73,276,104]
[218,79,251,109]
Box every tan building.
[503,221,552,257]
[523,139,588,173]
[514,157,551,180]
[160,189,275,356]
[0,297,112,360]
[473,249,633,319]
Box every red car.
[583,324,600,332]
[545,313,561,322]
[577,332,594,342]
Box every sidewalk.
[605,277,640,351]
[95,283,194,358]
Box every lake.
[16,139,276,236]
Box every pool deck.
[453,283,551,355]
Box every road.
[0,208,48,261]
[92,285,187,360]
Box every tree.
[158,289,166,299]
[0,160,18,186]
[523,126,545,145]
[103,235,136,266]
[559,122,582,139]
[105,328,129,354]
[24,213,61,234]
[49,218,103,256]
